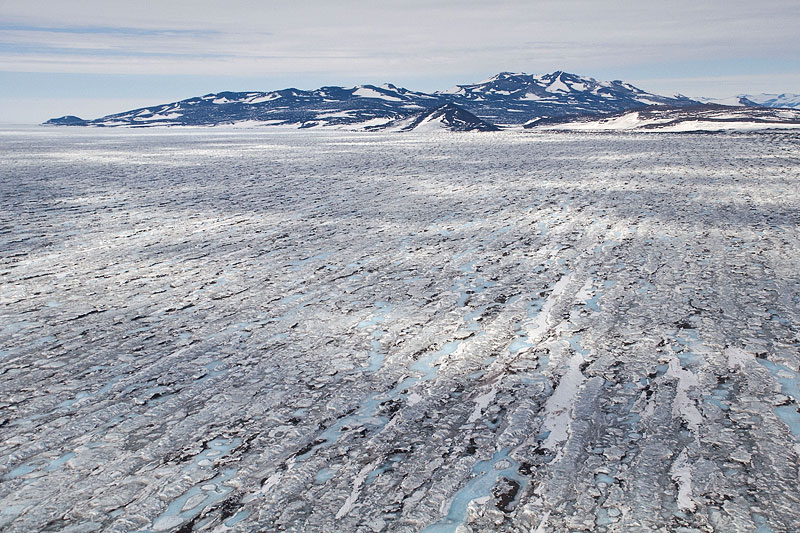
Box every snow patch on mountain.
[694,96,747,107]
[246,93,282,104]
[545,75,571,94]
[352,87,404,102]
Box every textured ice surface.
[1,127,799,532]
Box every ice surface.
[1,127,799,532]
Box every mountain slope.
[46,115,90,126]
[46,84,441,128]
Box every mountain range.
[698,93,800,109]
[529,104,800,132]
[45,71,800,131]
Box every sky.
[1,0,799,123]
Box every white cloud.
[0,0,798,121]
[630,73,800,99]
[1,1,798,79]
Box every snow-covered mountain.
[383,103,500,132]
[439,71,697,125]
[696,93,800,109]
[47,84,440,129]
[45,71,703,129]
[526,104,800,132]
[739,93,800,109]
[44,71,798,130]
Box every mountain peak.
[435,71,688,114]
[397,103,499,132]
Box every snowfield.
[1,127,800,532]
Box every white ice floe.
[336,459,382,519]
[670,449,696,512]
[725,347,751,371]
[665,357,703,432]
[467,386,497,423]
